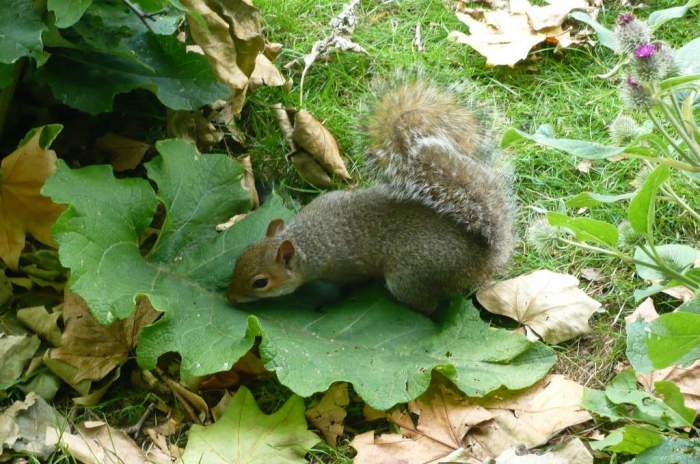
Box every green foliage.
[0,0,229,113]
[646,312,700,369]
[647,0,700,30]
[501,125,626,159]
[547,212,618,247]
[628,165,670,235]
[591,425,663,454]
[583,369,696,430]
[630,438,700,463]
[45,139,554,409]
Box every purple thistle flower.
[635,43,657,59]
[617,13,635,25]
[621,74,652,109]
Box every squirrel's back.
[366,80,515,271]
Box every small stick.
[123,403,156,437]
[121,0,155,34]
[413,23,424,52]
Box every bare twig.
[123,403,156,437]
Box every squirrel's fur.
[227,81,515,314]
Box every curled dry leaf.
[0,125,65,270]
[289,152,335,188]
[16,306,62,347]
[95,133,150,172]
[448,0,590,66]
[292,110,351,180]
[238,155,259,209]
[626,298,700,413]
[216,213,247,232]
[0,333,40,385]
[182,0,284,114]
[305,382,350,447]
[45,292,159,388]
[477,270,602,344]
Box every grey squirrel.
[227,80,515,314]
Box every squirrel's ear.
[266,219,285,237]
[276,240,295,268]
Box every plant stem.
[660,184,700,221]
[624,153,700,173]
[658,100,700,164]
[638,244,700,290]
[646,108,695,165]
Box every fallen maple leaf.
[181,386,319,464]
[448,0,590,66]
[0,125,65,270]
[46,291,159,387]
[626,298,700,413]
[305,382,350,446]
[477,270,602,344]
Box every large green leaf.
[252,287,556,409]
[182,386,319,464]
[37,33,228,114]
[547,212,618,247]
[0,0,46,64]
[634,244,699,281]
[628,165,670,235]
[647,0,700,30]
[646,311,700,369]
[565,191,635,209]
[583,369,694,429]
[630,438,700,463]
[48,0,93,28]
[569,11,620,52]
[501,125,625,159]
[45,139,556,409]
[676,38,700,74]
[591,425,663,454]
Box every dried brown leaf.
[47,292,159,385]
[166,110,223,151]
[580,267,604,283]
[465,375,592,460]
[249,54,286,89]
[494,438,593,463]
[351,383,493,464]
[95,133,150,172]
[292,110,350,180]
[289,152,335,188]
[47,421,172,464]
[16,306,62,347]
[477,270,602,344]
[0,333,40,385]
[0,127,65,269]
[305,382,349,446]
[0,393,67,460]
[238,155,259,208]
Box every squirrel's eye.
[252,277,269,289]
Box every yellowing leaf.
[17,306,62,347]
[305,382,349,446]
[0,125,65,269]
[47,291,159,385]
[477,270,601,344]
[181,386,319,464]
[292,110,351,180]
[449,0,589,66]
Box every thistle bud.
[617,220,641,247]
[632,42,675,81]
[620,74,652,110]
[614,13,651,53]
[526,218,561,254]
[609,113,642,145]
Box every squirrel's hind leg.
[385,271,441,315]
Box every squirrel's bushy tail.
[366,80,515,270]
